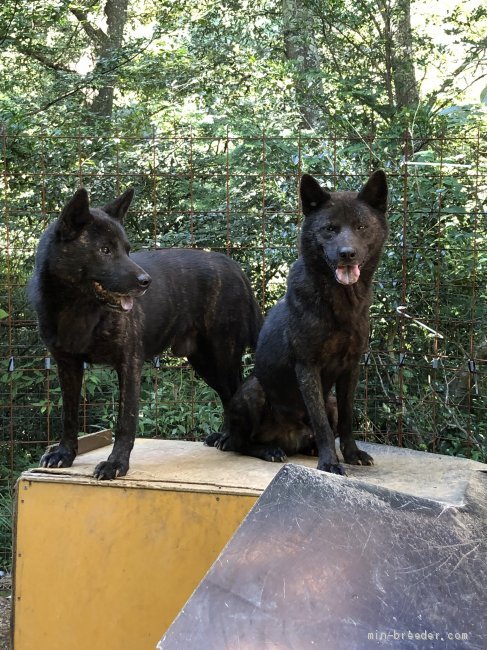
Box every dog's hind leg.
[205,373,257,453]
[40,356,83,468]
[93,360,143,480]
[208,375,288,463]
[336,367,373,466]
[188,343,243,432]
[209,430,287,463]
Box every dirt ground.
[0,575,12,650]
[0,595,11,650]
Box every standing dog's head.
[48,188,151,312]
[300,171,388,286]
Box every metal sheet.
[159,461,487,650]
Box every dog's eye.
[326,225,336,232]
[357,223,368,230]
[101,246,111,255]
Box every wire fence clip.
[468,359,477,374]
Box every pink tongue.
[120,296,134,312]
[336,265,360,285]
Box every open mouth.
[335,264,361,286]
[323,248,362,287]
[93,281,135,312]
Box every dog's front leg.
[295,363,345,475]
[40,356,83,468]
[336,367,373,466]
[93,361,142,480]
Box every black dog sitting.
[207,170,388,475]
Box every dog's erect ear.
[57,188,92,239]
[357,170,388,212]
[300,174,331,215]
[103,188,135,223]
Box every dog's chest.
[315,326,366,368]
[86,312,143,362]
[53,304,136,362]
[288,289,369,369]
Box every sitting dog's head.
[300,171,388,286]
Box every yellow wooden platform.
[13,437,483,650]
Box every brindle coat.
[29,188,262,479]
[207,171,388,474]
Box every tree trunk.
[377,0,397,109]
[72,0,129,119]
[391,0,420,109]
[282,0,323,129]
[91,0,129,118]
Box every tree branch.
[25,35,156,118]
[4,37,74,73]
[0,0,20,46]
[29,85,86,115]
[428,47,487,107]
[70,7,108,49]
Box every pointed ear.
[57,188,92,239]
[300,174,331,215]
[102,188,135,223]
[357,170,388,212]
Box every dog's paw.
[317,461,346,476]
[40,445,76,469]
[342,446,374,466]
[262,447,287,463]
[205,432,223,447]
[205,432,235,452]
[215,434,232,451]
[93,459,128,480]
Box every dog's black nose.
[338,247,356,262]
[137,273,151,288]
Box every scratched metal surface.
[159,462,487,650]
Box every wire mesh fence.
[1,126,486,567]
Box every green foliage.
[1,0,485,135]
[0,445,43,570]
[0,489,12,570]
[79,363,223,438]
[0,0,486,567]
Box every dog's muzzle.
[92,281,147,312]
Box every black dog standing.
[29,188,262,479]
[208,171,388,475]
